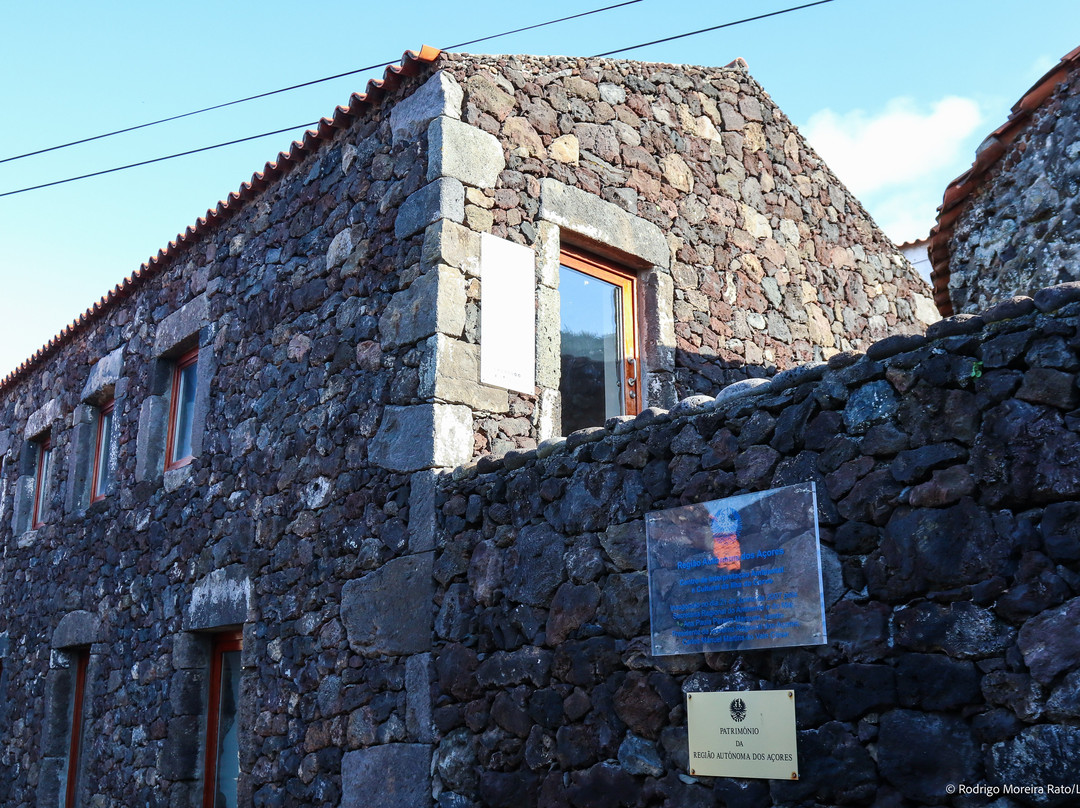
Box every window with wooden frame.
[63,650,89,808]
[559,249,640,434]
[204,631,242,808]
[31,433,53,529]
[89,399,115,503]
[166,348,199,471]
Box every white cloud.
[800,96,986,244]
[803,96,984,196]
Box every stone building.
[929,45,1080,315]
[0,47,939,807]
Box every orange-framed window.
[204,631,242,808]
[559,248,640,434]
[64,650,89,808]
[166,348,198,471]
[90,399,115,503]
[31,434,52,529]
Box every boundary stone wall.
[0,50,1028,808]
[430,284,1080,808]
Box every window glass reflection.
[212,648,241,808]
[172,358,197,463]
[560,265,624,435]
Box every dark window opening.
[31,434,52,528]
[166,348,198,470]
[204,631,242,808]
[64,650,88,808]
[559,249,640,434]
[90,399,114,502]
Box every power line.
[592,0,836,57]
[0,0,838,199]
[0,123,319,198]
[0,0,643,166]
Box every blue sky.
[2,1,1079,378]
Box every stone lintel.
[25,398,61,439]
[52,610,103,649]
[154,293,208,357]
[80,346,125,402]
[539,179,670,269]
[185,565,252,631]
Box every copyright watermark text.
[946,783,1080,797]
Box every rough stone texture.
[79,346,124,401]
[370,403,473,472]
[946,64,1080,314]
[51,610,102,648]
[152,293,208,355]
[988,726,1080,807]
[341,744,432,808]
[380,264,467,350]
[390,70,463,145]
[0,50,1062,808]
[342,553,434,656]
[185,564,252,631]
[395,177,466,239]
[432,299,1080,806]
[538,179,670,269]
[427,116,505,189]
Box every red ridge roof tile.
[1,46,440,391]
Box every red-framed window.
[31,435,52,529]
[204,631,242,808]
[165,348,198,471]
[90,399,115,503]
[559,248,640,434]
[64,650,89,808]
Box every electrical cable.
[0,0,643,166]
[0,0,836,198]
[0,123,319,198]
[592,0,835,57]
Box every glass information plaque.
[646,482,827,656]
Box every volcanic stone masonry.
[0,47,1001,808]
[945,63,1080,314]
[427,284,1080,808]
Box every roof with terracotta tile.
[928,44,1080,316]
[0,45,441,392]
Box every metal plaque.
[646,482,827,655]
[687,690,798,780]
[479,233,536,393]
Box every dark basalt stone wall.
[947,67,1080,314]
[0,65,437,808]
[431,285,1080,808]
[0,51,1062,808]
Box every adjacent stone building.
[0,47,941,807]
[929,45,1080,315]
